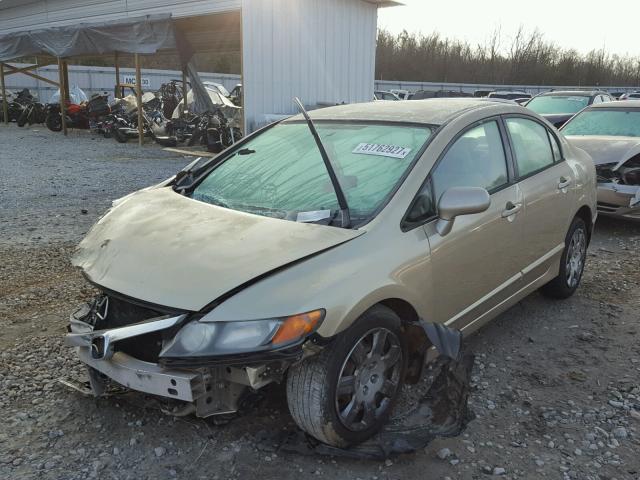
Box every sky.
[378,0,640,57]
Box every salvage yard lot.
[1,124,639,480]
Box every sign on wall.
[121,75,151,89]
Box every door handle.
[558,177,572,189]
[501,201,522,218]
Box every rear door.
[503,116,575,285]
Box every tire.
[541,216,588,299]
[286,305,407,447]
[17,108,29,127]
[113,127,129,144]
[45,113,62,132]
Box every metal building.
[0,0,397,132]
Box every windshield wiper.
[294,97,351,228]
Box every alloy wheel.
[335,328,403,432]
[566,227,586,288]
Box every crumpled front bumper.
[597,182,640,220]
[64,311,288,416]
[65,314,206,402]
[77,347,205,402]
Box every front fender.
[203,227,433,338]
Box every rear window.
[527,95,590,115]
[562,109,640,137]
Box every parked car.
[526,90,614,128]
[390,89,411,100]
[619,92,640,101]
[374,90,400,101]
[66,99,596,448]
[411,90,472,100]
[473,89,493,98]
[561,100,640,220]
[488,91,532,102]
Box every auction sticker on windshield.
[353,143,412,159]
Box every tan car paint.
[202,103,597,338]
[72,187,362,311]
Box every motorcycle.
[105,95,177,147]
[16,102,46,127]
[45,93,110,132]
[159,81,182,120]
[1,88,36,123]
[187,109,243,153]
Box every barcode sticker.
[352,143,412,159]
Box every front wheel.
[541,217,588,299]
[286,305,407,447]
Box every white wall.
[0,0,241,33]
[242,0,378,131]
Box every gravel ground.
[1,124,639,480]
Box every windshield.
[190,122,432,226]
[527,95,589,114]
[562,109,640,137]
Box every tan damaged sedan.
[66,99,597,447]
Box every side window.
[431,120,509,203]
[506,118,555,177]
[404,120,508,225]
[592,95,603,104]
[547,130,562,162]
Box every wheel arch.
[575,204,593,244]
[371,298,431,384]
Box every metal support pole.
[114,51,121,99]
[0,63,8,125]
[181,68,187,115]
[135,53,143,146]
[57,57,68,136]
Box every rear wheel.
[286,305,407,447]
[541,217,588,299]
[45,113,62,132]
[113,127,129,143]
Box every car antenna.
[293,97,351,228]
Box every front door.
[422,119,525,330]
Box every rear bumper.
[597,183,640,220]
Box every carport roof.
[0,14,177,62]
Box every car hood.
[72,187,363,311]
[564,135,640,169]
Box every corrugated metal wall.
[0,0,241,33]
[242,0,378,131]
[3,64,241,103]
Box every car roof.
[537,90,603,97]
[291,98,522,126]
[588,99,640,109]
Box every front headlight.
[159,309,324,359]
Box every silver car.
[562,100,640,220]
[66,99,597,447]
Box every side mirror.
[436,187,491,236]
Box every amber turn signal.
[271,309,325,346]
